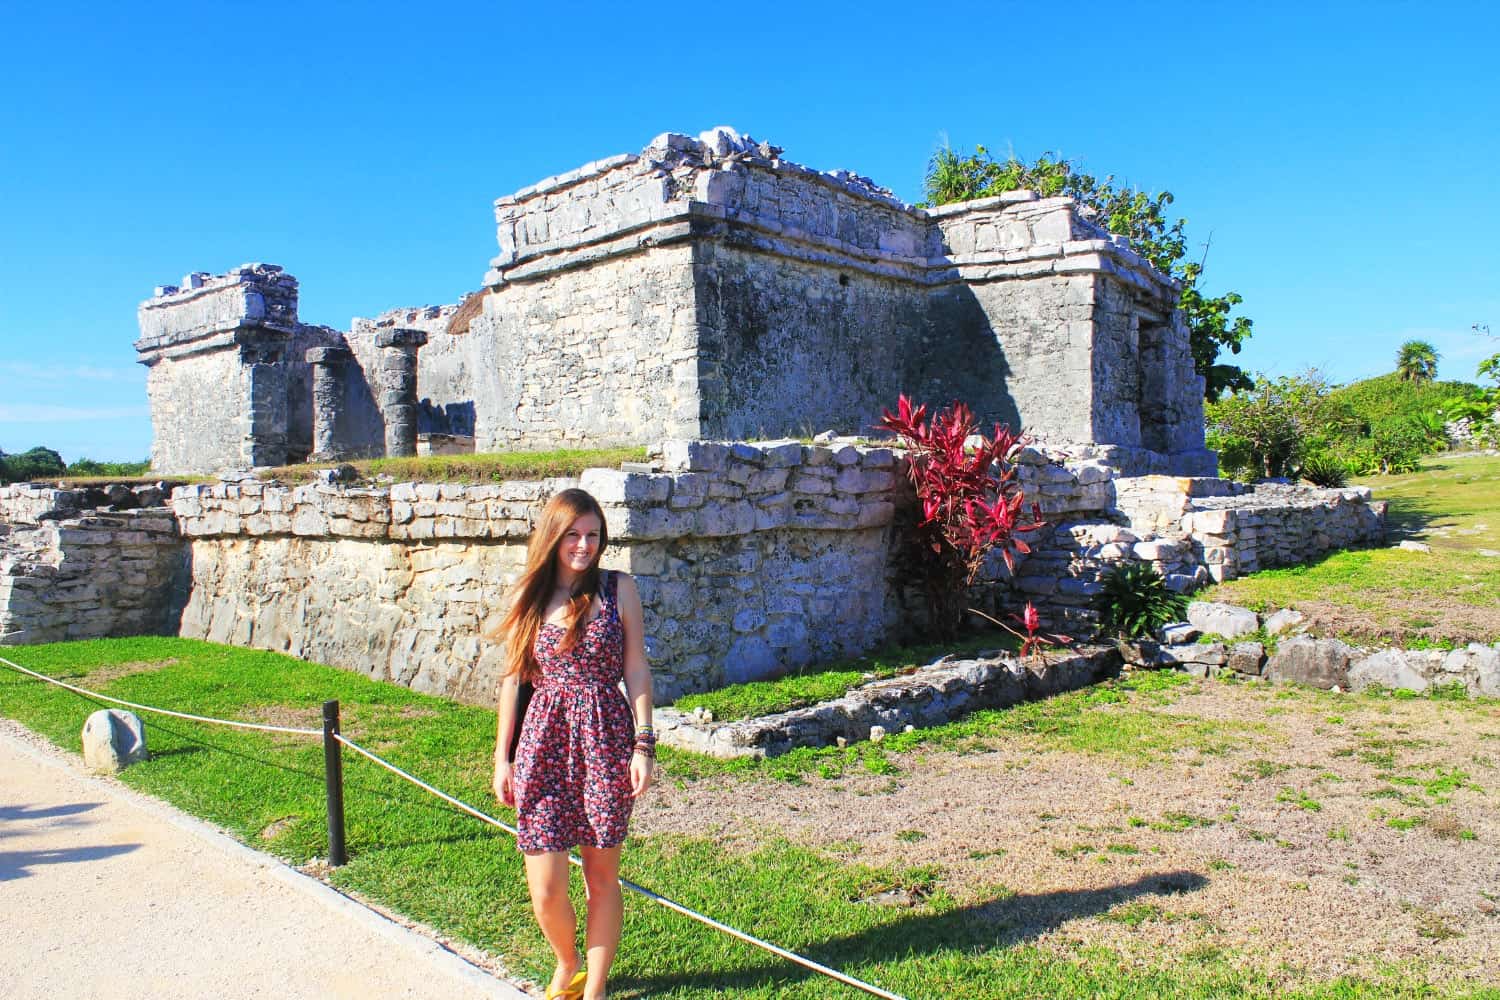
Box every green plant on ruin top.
[920,144,1252,402]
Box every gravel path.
[0,719,532,1000]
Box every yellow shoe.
[545,970,587,1000]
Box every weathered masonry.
[1,447,1384,703]
[137,127,1214,478]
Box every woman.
[492,488,655,1000]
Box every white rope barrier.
[0,651,906,999]
[333,733,908,1000]
[0,654,323,736]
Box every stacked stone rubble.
[657,645,1120,759]
[1120,602,1500,698]
[0,509,184,645]
[2,444,1390,703]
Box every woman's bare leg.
[523,850,581,994]
[578,845,623,999]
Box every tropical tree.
[1478,352,1499,386]
[921,145,1253,401]
[1203,371,1357,480]
[1395,340,1440,383]
[0,445,66,484]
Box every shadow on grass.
[612,871,1209,997]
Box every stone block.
[1115,639,1160,667]
[759,441,804,467]
[1186,601,1258,638]
[1348,649,1430,694]
[1262,608,1306,636]
[661,440,728,473]
[1159,623,1200,644]
[1227,641,1265,676]
[801,446,834,466]
[732,609,766,633]
[1132,539,1186,561]
[790,473,833,496]
[579,468,671,505]
[1185,509,1236,534]
[856,501,895,527]
[82,709,148,773]
[832,445,861,466]
[747,467,790,493]
[696,500,756,537]
[1475,645,1500,697]
[1164,573,1200,593]
[1162,642,1226,667]
[1056,576,1102,597]
[1264,636,1355,690]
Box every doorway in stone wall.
[1137,317,1172,453]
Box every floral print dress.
[514,570,635,853]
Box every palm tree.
[1395,340,1440,382]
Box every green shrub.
[66,457,152,478]
[1205,371,1355,480]
[1094,562,1190,639]
[1297,452,1349,488]
[0,446,66,484]
[1370,418,1428,474]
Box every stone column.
[306,346,352,461]
[238,332,292,468]
[375,328,427,457]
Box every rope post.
[322,699,348,867]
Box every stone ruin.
[0,443,1386,704]
[0,127,1393,711]
[135,126,1213,477]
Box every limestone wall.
[1182,485,1389,582]
[1,437,1389,703]
[168,441,908,702]
[471,245,702,449]
[0,510,185,645]
[695,245,927,439]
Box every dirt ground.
[636,678,1500,987]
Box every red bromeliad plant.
[880,394,1046,637]
[972,603,1072,659]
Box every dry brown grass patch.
[445,291,487,335]
[81,658,179,685]
[636,679,1500,984]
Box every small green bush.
[66,457,152,478]
[1094,562,1190,639]
[1297,452,1349,488]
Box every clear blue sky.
[2,1,1496,462]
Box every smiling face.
[554,511,603,579]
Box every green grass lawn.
[263,446,650,485]
[3,638,1492,999]
[1204,454,1500,643]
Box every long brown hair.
[492,488,609,682]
